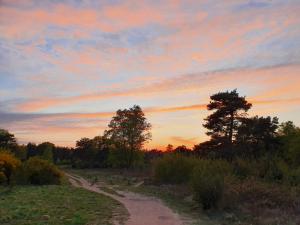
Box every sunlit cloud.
[1,0,300,147]
[12,63,300,112]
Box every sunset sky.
[0,0,300,149]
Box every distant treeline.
[1,90,299,169]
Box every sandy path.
[67,174,185,225]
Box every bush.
[0,151,21,185]
[107,148,144,169]
[232,158,258,179]
[153,154,197,184]
[71,159,90,169]
[0,172,5,183]
[190,160,225,209]
[224,177,300,209]
[23,157,63,185]
[267,160,288,182]
[286,167,300,186]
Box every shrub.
[71,159,90,169]
[224,177,299,209]
[285,168,300,186]
[0,171,6,183]
[232,158,257,179]
[107,148,145,169]
[0,151,21,185]
[190,160,225,209]
[153,154,197,184]
[23,157,63,185]
[262,159,288,182]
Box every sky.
[0,0,300,149]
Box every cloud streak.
[12,63,300,112]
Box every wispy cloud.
[1,0,300,147]
[10,63,300,112]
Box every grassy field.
[0,183,128,225]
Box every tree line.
[1,90,300,169]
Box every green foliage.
[231,157,300,187]
[108,147,145,169]
[37,142,54,162]
[285,167,300,186]
[264,159,287,182]
[104,105,151,168]
[0,129,17,149]
[287,134,300,166]
[153,154,198,184]
[73,136,111,168]
[236,116,279,158]
[277,121,300,166]
[23,157,63,185]
[232,158,257,179]
[0,151,21,185]
[13,145,28,161]
[73,137,98,168]
[268,160,300,186]
[191,160,225,209]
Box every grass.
[0,183,128,225]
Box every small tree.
[236,116,279,158]
[37,142,54,162]
[105,105,151,168]
[0,129,17,149]
[278,121,300,166]
[0,151,21,185]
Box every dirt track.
[67,174,185,225]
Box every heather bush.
[23,157,63,185]
[0,151,21,185]
[190,160,225,209]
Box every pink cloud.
[14,63,300,112]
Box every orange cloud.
[252,98,300,105]
[15,63,300,112]
[0,2,175,40]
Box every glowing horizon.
[1,0,300,149]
